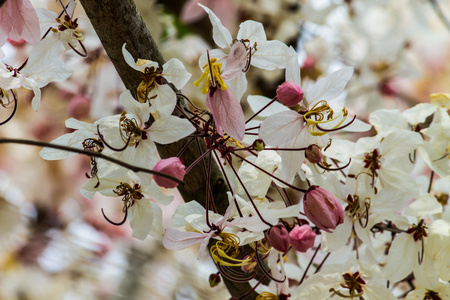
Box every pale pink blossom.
[0,0,40,46]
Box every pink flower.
[153,157,186,188]
[202,43,247,140]
[276,81,304,107]
[0,0,40,46]
[289,224,316,252]
[303,186,344,233]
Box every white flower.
[259,66,370,182]
[81,163,173,240]
[198,4,290,100]
[122,43,191,120]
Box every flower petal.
[305,66,353,107]
[198,4,232,49]
[206,87,245,140]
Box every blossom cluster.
[0,1,449,299]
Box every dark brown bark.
[78,0,257,298]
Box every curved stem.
[68,40,88,57]
[0,90,18,126]
[97,124,132,152]
[101,208,128,226]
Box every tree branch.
[78,0,256,298]
[0,137,183,184]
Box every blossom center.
[54,15,84,41]
[329,271,366,298]
[194,57,227,94]
[137,66,160,103]
[210,232,254,267]
[345,194,370,224]
[113,182,143,212]
[303,100,348,136]
[119,112,147,146]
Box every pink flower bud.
[153,157,185,188]
[276,81,304,107]
[266,224,290,252]
[303,186,344,233]
[289,224,316,252]
[305,144,322,164]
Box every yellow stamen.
[224,135,245,148]
[194,58,227,94]
[256,292,279,300]
[304,101,348,136]
[210,233,254,267]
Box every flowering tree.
[0,0,449,299]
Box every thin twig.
[0,137,183,185]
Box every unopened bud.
[266,224,290,252]
[209,273,221,287]
[153,157,185,188]
[289,224,316,252]
[252,139,266,151]
[276,81,304,107]
[303,186,344,233]
[305,144,322,164]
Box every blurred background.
[1,0,450,299]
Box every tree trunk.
[78,0,258,298]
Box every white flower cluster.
[0,1,449,299]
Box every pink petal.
[206,87,245,141]
[221,42,247,81]
[0,0,40,45]
[162,228,207,250]
[180,0,206,24]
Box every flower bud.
[289,224,316,252]
[276,81,304,107]
[305,144,322,164]
[266,224,290,252]
[252,139,265,151]
[303,186,344,233]
[209,273,221,287]
[153,157,185,188]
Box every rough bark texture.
[78,0,257,298]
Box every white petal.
[247,95,289,116]
[171,201,206,227]
[162,228,207,250]
[142,180,174,205]
[119,90,149,123]
[162,58,191,89]
[402,103,436,125]
[122,43,158,72]
[39,129,95,160]
[370,109,408,133]
[149,116,195,144]
[305,67,353,107]
[148,84,177,121]
[129,199,159,240]
[198,4,232,49]
[236,20,266,43]
[225,71,247,102]
[259,110,303,146]
[251,40,289,70]
[405,194,442,217]
[285,46,301,86]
